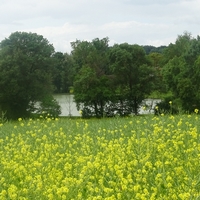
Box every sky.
[0,0,200,53]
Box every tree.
[162,32,200,112]
[72,37,113,117]
[109,43,155,115]
[162,32,192,64]
[148,52,167,95]
[143,45,167,55]
[70,40,93,72]
[74,66,113,117]
[52,52,75,93]
[36,95,61,118]
[52,52,65,93]
[61,53,76,93]
[0,31,57,119]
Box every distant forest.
[142,45,167,55]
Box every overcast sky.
[0,0,200,53]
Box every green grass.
[0,114,200,199]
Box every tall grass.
[0,114,200,199]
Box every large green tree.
[0,31,56,119]
[148,52,167,95]
[52,52,65,93]
[72,37,113,117]
[109,43,155,115]
[52,52,75,93]
[162,32,200,112]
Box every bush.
[36,95,61,118]
[154,96,179,115]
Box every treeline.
[0,31,199,119]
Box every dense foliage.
[0,32,61,119]
[0,31,200,118]
[72,38,112,118]
[0,32,61,118]
[142,45,167,55]
[71,39,157,117]
[109,43,155,115]
[162,32,200,112]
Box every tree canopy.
[0,31,59,119]
[72,38,113,117]
[72,40,156,117]
[1,30,200,118]
[162,32,200,112]
[109,43,155,115]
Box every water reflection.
[53,94,80,117]
[53,94,161,117]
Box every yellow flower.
[169,101,172,105]
[18,117,22,121]
[194,108,199,114]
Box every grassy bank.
[0,114,200,199]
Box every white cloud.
[0,0,200,52]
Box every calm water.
[53,94,81,117]
[53,94,161,116]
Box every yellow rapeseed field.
[0,114,200,199]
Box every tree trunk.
[94,101,98,117]
[133,97,138,115]
[100,100,104,118]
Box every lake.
[53,94,161,117]
[53,94,81,117]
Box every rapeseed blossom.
[194,108,199,114]
[0,115,200,199]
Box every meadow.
[0,113,200,200]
